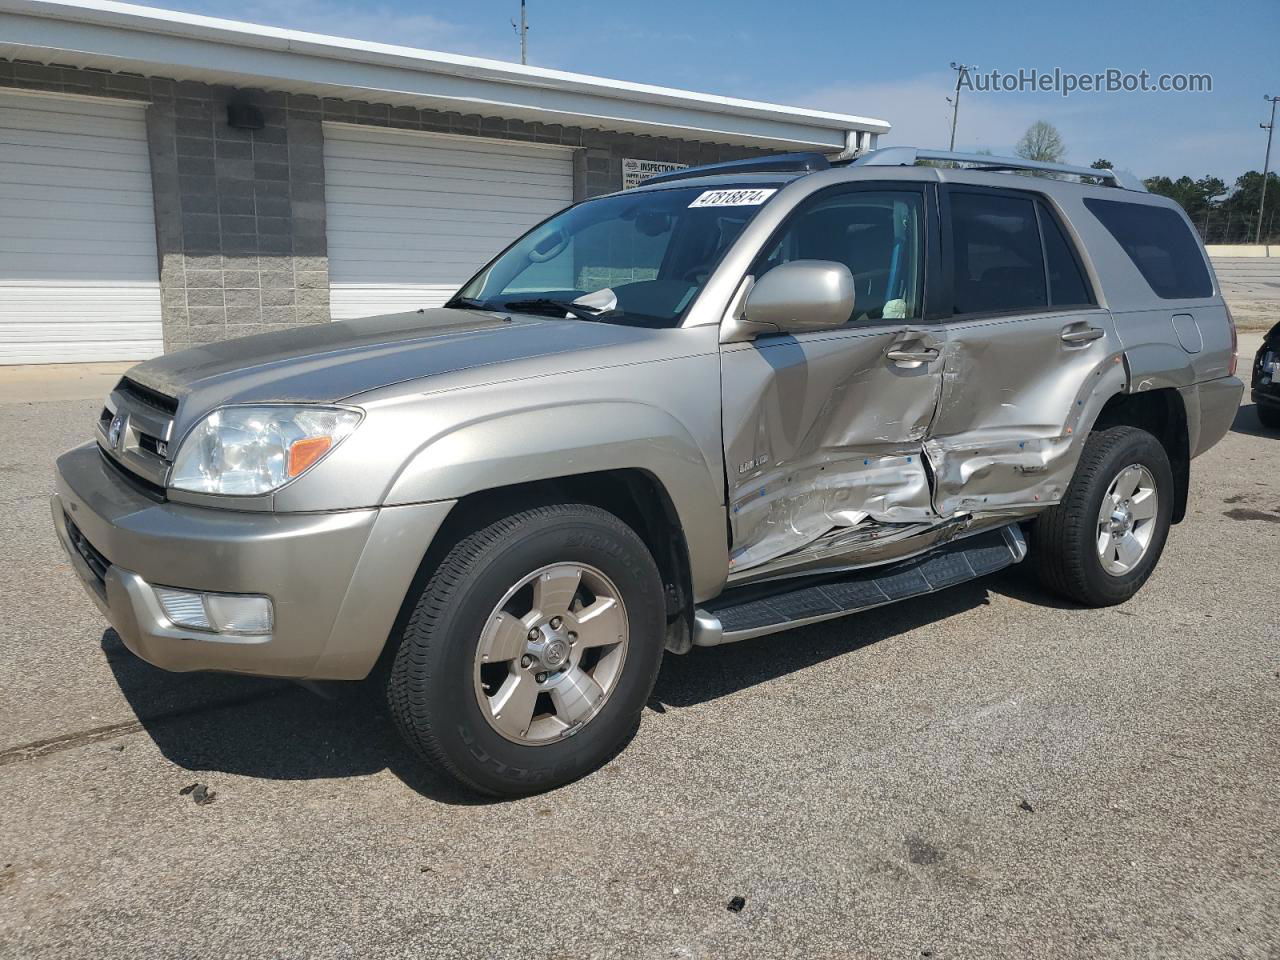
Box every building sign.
[623,158,687,189]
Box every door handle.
[885,346,940,364]
[1061,324,1105,344]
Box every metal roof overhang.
[0,0,891,152]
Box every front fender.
[384,401,730,600]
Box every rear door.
[720,182,948,575]
[926,185,1124,516]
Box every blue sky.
[138,0,1277,182]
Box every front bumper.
[52,443,454,680]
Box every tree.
[1090,158,1113,170]
[1015,121,1066,163]
[1217,171,1280,243]
[1107,164,1280,245]
[1143,175,1226,234]
[1140,170,1279,244]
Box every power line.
[947,63,973,151]
[1257,94,1278,245]
[511,1,528,65]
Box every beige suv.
[53,147,1243,795]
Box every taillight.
[1226,305,1238,378]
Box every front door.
[720,183,947,577]
[926,185,1123,516]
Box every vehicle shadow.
[1230,403,1277,439]
[100,629,490,806]
[652,578,995,708]
[980,564,1085,610]
[101,568,1045,800]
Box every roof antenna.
[510,1,528,64]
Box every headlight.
[170,405,362,495]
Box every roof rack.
[641,152,831,186]
[851,147,1147,192]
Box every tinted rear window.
[950,192,1047,314]
[1084,198,1212,299]
[1037,202,1093,307]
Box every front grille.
[115,377,179,417]
[99,448,167,501]
[64,513,109,586]
[100,378,178,490]
[137,433,165,457]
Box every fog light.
[205,593,274,634]
[154,587,273,635]
[154,588,211,630]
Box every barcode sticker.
[688,188,778,208]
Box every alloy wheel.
[473,563,629,744]
[1095,463,1159,576]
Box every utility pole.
[1256,94,1279,245]
[511,0,528,65]
[947,62,972,151]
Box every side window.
[1083,198,1212,299]
[1037,202,1094,307]
[949,191,1047,315]
[757,190,924,323]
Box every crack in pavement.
[0,683,298,767]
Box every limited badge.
[688,188,777,208]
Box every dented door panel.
[926,307,1127,517]
[721,325,945,575]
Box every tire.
[388,503,666,797]
[1032,426,1174,607]
[1258,402,1280,430]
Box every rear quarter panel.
[1052,187,1235,387]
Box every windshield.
[450,184,781,327]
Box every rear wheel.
[388,503,666,797]
[1033,426,1174,607]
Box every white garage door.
[323,123,575,319]
[0,90,163,364]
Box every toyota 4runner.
[52,147,1244,796]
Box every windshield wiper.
[499,298,607,322]
[446,296,497,312]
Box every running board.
[692,524,1027,647]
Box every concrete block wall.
[1,59,772,353]
[147,87,334,352]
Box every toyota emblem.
[108,413,126,449]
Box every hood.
[126,308,672,426]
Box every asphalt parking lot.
[1,338,1277,959]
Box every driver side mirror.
[729,260,856,341]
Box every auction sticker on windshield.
[688,188,777,208]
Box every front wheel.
[388,503,666,797]
[1032,426,1174,607]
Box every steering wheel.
[680,262,712,283]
